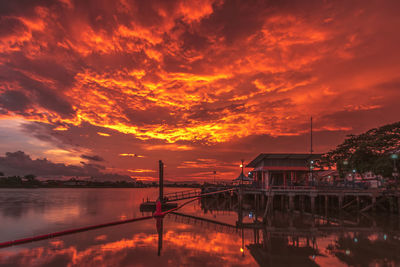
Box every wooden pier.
[234,186,400,216]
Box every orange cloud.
[1,0,400,180]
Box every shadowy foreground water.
[0,188,399,266]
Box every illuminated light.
[97,132,110,137]
[352,169,356,173]
[240,164,243,168]
[128,169,156,173]
[53,125,68,131]
[354,238,358,243]
[240,248,244,253]
[123,153,144,158]
[95,235,107,241]
[345,250,350,255]
[384,234,387,240]
[143,144,193,151]
[392,154,398,159]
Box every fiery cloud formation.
[0,0,400,180]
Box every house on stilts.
[246,153,322,189]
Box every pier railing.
[163,189,201,202]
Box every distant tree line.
[0,172,202,188]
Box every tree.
[322,121,400,178]
[24,174,37,181]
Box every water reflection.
[1,189,400,266]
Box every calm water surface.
[0,188,399,266]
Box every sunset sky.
[0,0,399,181]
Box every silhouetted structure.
[247,153,322,188]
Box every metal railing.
[163,189,201,202]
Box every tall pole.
[240,159,244,188]
[238,159,244,226]
[310,117,313,155]
[310,117,314,186]
[159,160,164,202]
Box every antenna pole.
[310,117,314,187]
[310,117,313,154]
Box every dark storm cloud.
[200,0,270,44]
[187,102,245,121]
[0,151,132,181]
[6,53,77,89]
[181,29,210,52]
[124,106,179,126]
[0,0,57,16]
[0,17,27,37]
[0,151,103,177]
[80,154,104,162]
[0,65,75,117]
[0,90,31,112]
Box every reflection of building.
[247,154,322,188]
[247,240,319,267]
[167,195,400,266]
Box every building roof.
[233,172,253,181]
[246,153,323,168]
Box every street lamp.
[343,160,349,187]
[310,160,314,187]
[352,169,356,189]
[240,159,244,187]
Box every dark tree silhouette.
[24,174,37,181]
[322,121,400,178]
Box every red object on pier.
[154,200,163,217]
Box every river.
[0,188,399,266]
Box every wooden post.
[159,160,164,202]
[311,195,316,214]
[325,195,328,214]
[290,171,293,187]
[398,197,400,216]
[289,194,295,211]
[261,194,265,209]
[372,196,377,213]
[338,195,343,210]
[389,197,394,214]
[356,196,360,211]
[284,172,287,188]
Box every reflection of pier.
[169,212,239,234]
[167,211,398,238]
[155,191,400,266]
[167,210,400,266]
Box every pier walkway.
[161,188,236,202]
